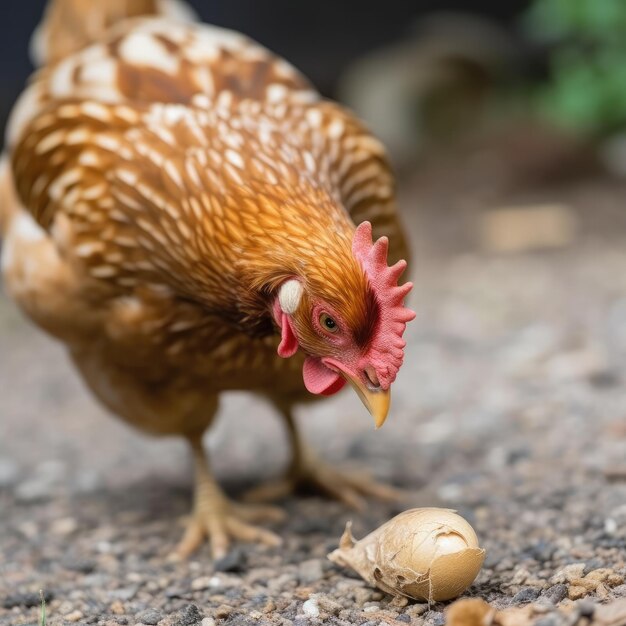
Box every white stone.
[302,598,320,617]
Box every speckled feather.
[2,4,410,435]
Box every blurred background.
[2,0,626,621]
[3,1,626,175]
[0,0,530,133]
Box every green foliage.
[526,0,626,41]
[525,0,626,136]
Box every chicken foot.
[244,406,405,510]
[171,434,284,560]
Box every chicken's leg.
[171,434,284,560]
[244,404,405,510]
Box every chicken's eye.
[319,313,339,333]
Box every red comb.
[352,221,415,389]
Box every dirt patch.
[2,149,626,624]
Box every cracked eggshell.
[328,508,485,602]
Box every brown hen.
[0,0,414,558]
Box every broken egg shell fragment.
[328,508,486,603]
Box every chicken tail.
[30,0,198,67]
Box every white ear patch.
[278,279,303,314]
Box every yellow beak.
[346,377,391,429]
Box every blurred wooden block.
[479,204,577,253]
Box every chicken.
[0,0,415,559]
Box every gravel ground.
[2,141,626,626]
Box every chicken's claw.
[244,455,407,511]
[169,500,284,561]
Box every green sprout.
[39,590,46,626]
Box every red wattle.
[277,312,299,358]
[303,357,346,396]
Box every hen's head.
[272,221,415,427]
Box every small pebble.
[405,603,429,617]
[110,586,138,601]
[177,604,203,626]
[110,601,126,615]
[164,587,189,600]
[551,563,586,584]
[577,601,596,618]
[214,548,246,573]
[583,560,604,575]
[266,573,297,593]
[613,584,626,596]
[50,517,78,536]
[316,595,342,615]
[567,585,587,600]
[262,599,276,613]
[135,608,163,625]
[64,610,84,623]
[541,584,568,605]
[302,598,320,618]
[190,577,215,591]
[425,610,445,626]
[532,601,554,614]
[569,577,598,592]
[511,568,532,585]
[513,586,541,604]
[214,605,233,619]
[585,568,612,583]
